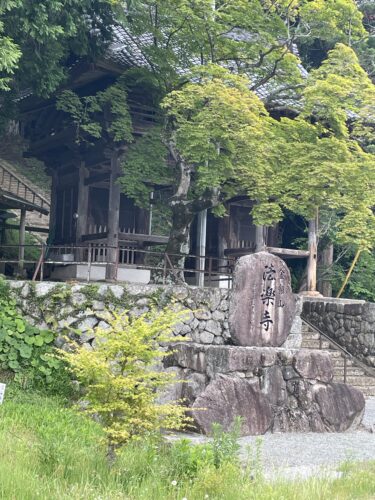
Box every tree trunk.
[307,217,317,293]
[255,225,266,252]
[318,243,334,297]
[165,201,194,282]
[301,213,322,296]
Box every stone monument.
[164,251,365,436]
[229,252,295,347]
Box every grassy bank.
[0,386,374,500]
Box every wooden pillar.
[76,162,89,243]
[306,216,319,295]
[218,215,229,264]
[18,208,26,275]
[106,150,121,281]
[255,225,266,252]
[196,209,207,287]
[320,243,334,297]
[48,170,58,245]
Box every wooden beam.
[48,170,58,243]
[81,232,108,242]
[266,247,310,258]
[225,246,309,258]
[320,244,334,297]
[84,172,110,186]
[118,233,169,245]
[5,223,49,234]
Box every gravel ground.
[168,398,375,480]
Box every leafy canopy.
[0,0,119,96]
[56,79,133,144]
[238,44,375,250]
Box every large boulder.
[191,376,272,435]
[229,252,295,347]
[314,383,365,431]
[294,350,333,383]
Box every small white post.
[196,209,207,287]
[0,383,6,404]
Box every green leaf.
[15,318,25,333]
[33,336,44,347]
[8,360,20,370]
[19,345,32,359]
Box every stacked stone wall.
[8,281,231,346]
[302,298,375,368]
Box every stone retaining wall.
[8,281,231,346]
[8,281,304,349]
[302,298,375,368]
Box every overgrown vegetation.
[0,277,63,387]
[0,386,375,499]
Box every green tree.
[0,0,119,105]
[355,0,375,81]
[116,0,367,268]
[237,44,375,292]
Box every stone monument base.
[165,344,365,435]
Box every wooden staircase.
[301,321,375,398]
[0,160,50,214]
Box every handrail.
[0,161,50,214]
[301,317,375,379]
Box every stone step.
[331,359,356,368]
[326,350,344,359]
[333,368,367,377]
[302,332,321,340]
[301,341,320,349]
[300,320,375,398]
[362,387,375,397]
[344,376,375,386]
[302,340,331,349]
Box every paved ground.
[168,398,375,480]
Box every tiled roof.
[107,25,306,109]
[17,25,306,110]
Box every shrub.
[59,308,191,455]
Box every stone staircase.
[301,321,375,398]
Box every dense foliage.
[0,0,119,97]
[0,278,61,385]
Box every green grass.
[0,385,374,499]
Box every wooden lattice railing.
[0,161,50,214]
